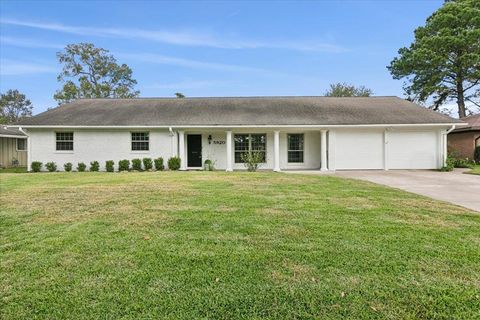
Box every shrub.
[90,161,100,172]
[64,162,73,172]
[106,160,114,172]
[240,152,264,172]
[143,158,153,171]
[453,158,474,169]
[132,158,142,171]
[204,159,215,171]
[154,157,164,171]
[31,161,42,172]
[118,159,130,171]
[77,162,87,172]
[475,146,480,163]
[167,157,181,170]
[45,162,57,172]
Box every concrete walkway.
[289,169,480,212]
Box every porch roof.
[16,96,463,127]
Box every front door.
[187,134,202,167]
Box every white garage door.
[387,131,438,169]
[335,130,384,169]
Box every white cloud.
[0,59,57,75]
[145,80,228,90]
[0,36,64,49]
[117,52,270,74]
[1,18,347,52]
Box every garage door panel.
[335,130,384,169]
[388,131,437,169]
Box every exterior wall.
[0,137,27,168]
[186,129,321,170]
[448,131,480,159]
[27,126,447,171]
[28,129,174,171]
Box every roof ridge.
[74,95,401,101]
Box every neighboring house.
[13,96,464,172]
[448,114,480,160]
[0,126,28,168]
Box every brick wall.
[448,130,480,159]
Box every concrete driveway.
[334,169,480,212]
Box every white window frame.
[55,132,74,152]
[234,133,267,163]
[287,133,304,164]
[16,138,27,151]
[131,132,150,152]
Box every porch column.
[320,129,328,171]
[273,130,280,172]
[178,130,186,170]
[226,130,233,172]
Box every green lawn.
[466,164,480,175]
[0,167,27,174]
[1,172,479,319]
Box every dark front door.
[187,134,202,167]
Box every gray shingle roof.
[452,114,480,132]
[16,96,462,126]
[0,126,26,137]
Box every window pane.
[251,134,266,151]
[288,151,304,163]
[287,134,304,163]
[17,139,26,151]
[56,132,73,151]
[131,132,149,151]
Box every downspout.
[17,126,31,172]
[443,125,456,167]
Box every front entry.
[187,134,202,167]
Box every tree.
[175,92,185,98]
[0,89,33,124]
[324,82,373,97]
[388,0,480,118]
[54,43,140,104]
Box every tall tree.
[54,43,140,104]
[388,0,480,118]
[324,83,373,97]
[0,89,33,124]
[175,92,185,98]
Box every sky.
[0,0,444,115]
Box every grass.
[1,172,479,319]
[466,164,480,175]
[0,167,27,174]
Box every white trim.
[273,130,280,172]
[178,131,186,170]
[320,130,328,171]
[9,123,467,129]
[383,129,389,171]
[226,130,233,172]
[0,134,27,138]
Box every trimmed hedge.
[31,161,42,172]
[90,161,100,172]
[45,162,57,172]
[64,162,73,172]
[132,158,142,171]
[77,162,87,172]
[168,157,181,171]
[143,158,153,171]
[106,160,114,172]
[154,157,164,171]
[118,159,130,171]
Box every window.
[234,133,266,163]
[16,139,27,151]
[56,132,74,151]
[131,132,149,151]
[287,134,304,163]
